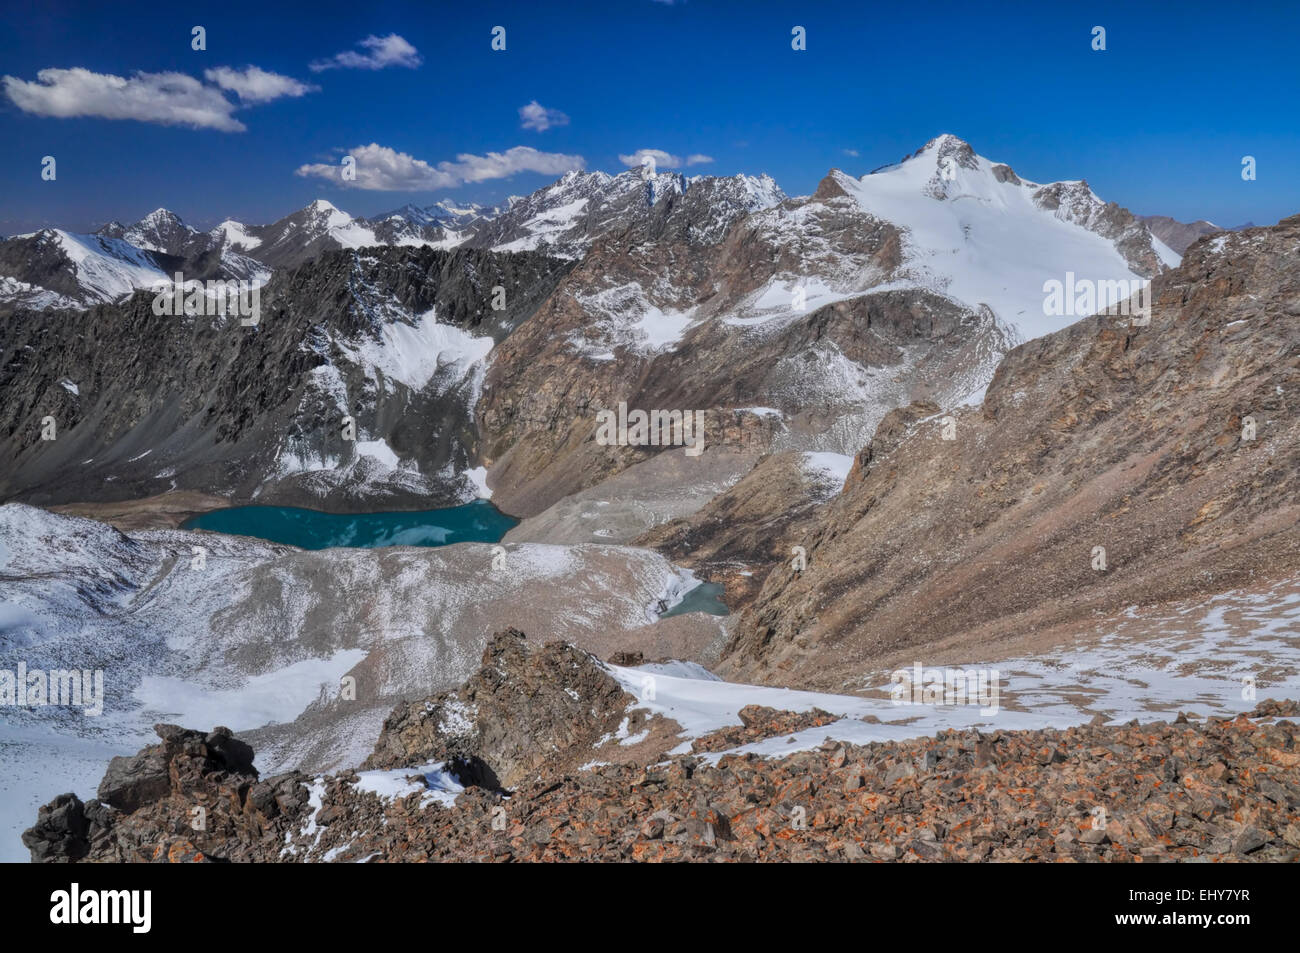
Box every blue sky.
[2,0,1298,233]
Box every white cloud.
[204,66,317,103]
[2,67,245,131]
[843,148,860,157]
[296,142,586,191]
[519,100,569,132]
[310,34,422,72]
[617,148,714,169]
[451,146,585,183]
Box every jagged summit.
[139,207,182,225]
[306,198,340,213]
[462,165,785,257]
[912,132,979,166]
[921,131,972,150]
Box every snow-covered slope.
[275,293,497,500]
[710,135,1174,351]
[616,572,1300,759]
[4,229,171,307]
[210,219,263,252]
[827,134,1171,341]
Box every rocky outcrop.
[363,629,667,788]
[690,705,841,753]
[19,630,683,862]
[722,215,1300,687]
[22,725,263,862]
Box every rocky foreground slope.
[23,631,1300,863]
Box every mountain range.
[0,135,1188,515]
[1,135,1195,318]
[0,169,784,310]
[5,134,1297,863]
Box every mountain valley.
[4,135,1298,864]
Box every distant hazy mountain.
[1138,214,1224,255]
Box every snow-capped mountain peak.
[115,208,200,256]
[1,138,1176,329]
[209,219,263,252]
[380,203,439,226]
[304,198,349,224]
[727,134,1177,347]
[139,207,182,227]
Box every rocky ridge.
[722,215,1300,688]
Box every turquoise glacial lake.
[660,581,730,617]
[181,499,519,550]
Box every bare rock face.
[722,216,1300,688]
[96,747,171,816]
[22,794,95,863]
[97,724,255,815]
[1140,215,1225,255]
[22,724,269,863]
[690,705,841,753]
[635,451,848,607]
[363,629,649,789]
